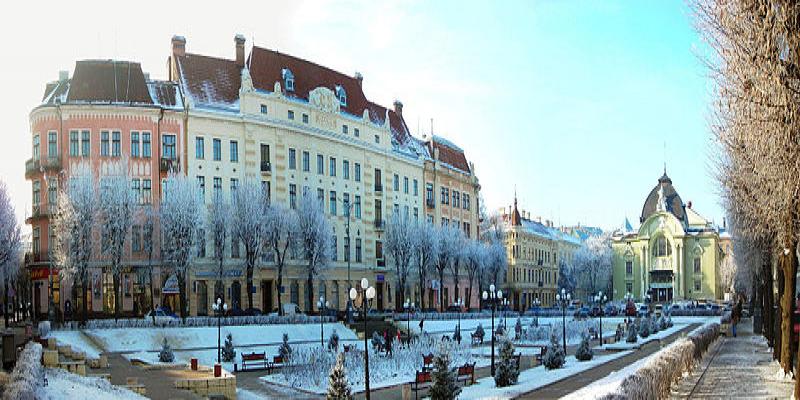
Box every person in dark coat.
[732,297,743,337]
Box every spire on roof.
[511,189,522,227]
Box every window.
[212,138,221,161]
[32,135,40,160]
[393,174,399,191]
[426,183,434,204]
[231,237,240,258]
[404,205,409,218]
[453,191,460,208]
[343,193,350,217]
[375,199,382,224]
[131,179,141,203]
[261,144,270,167]
[112,131,121,157]
[317,188,325,202]
[260,104,268,114]
[230,141,238,162]
[195,137,205,159]
[463,194,470,210]
[374,134,380,144]
[229,179,238,193]
[354,128,360,137]
[197,176,205,198]
[213,177,222,197]
[131,132,140,158]
[289,184,297,209]
[413,207,419,220]
[335,85,347,106]
[344,237,350,262]
[132,225,142,252]
[394,203,400,215]
[375,169,382,191]
[262,181,271,203]
[142,132,151,157]
[142,179,152,204]
[626,260,633,275]
[32,227,40,256]
[288,110,295,120]
[403,177,409,194]
[694,257,701,274]
[694,279,701,292]
[355,238,362,263]
[355,163,361,182]
[81,131,90,157]
[48,131,57,158]
[163,135,176,159]
[329,157,336,177]
[375,240,384,264]
[289,148,297,170]
[317,154,324,175]
[282,68,295,91]
[101,131,109,156]
[332,236,338,261]
[302,113,309,124]
[343,160,350,180]
[413,179,419,196]
[354,195,362,219]
[441,187,449,204]
[342,125,348,135]
[302,151,310,172]
[69,131,79,156]
[426,215,434,224]
[330,191,337,215]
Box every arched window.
[335,85,347,107]
[652,236,671,257]
[282,68,295,92]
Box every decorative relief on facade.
[309,87,340,114]
[240,68,254,93]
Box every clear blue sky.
[0,0,719,230]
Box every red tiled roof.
[176,53,241,107]
[428,138,471,173]
[247,46,409,142]
[67,60,152,104]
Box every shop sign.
[194,270,244,279]
[162,274,180,294]
[376,274,385,282]
[30,267,57,280]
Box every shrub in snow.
[514,318,523,339]
[429,343,460,400]
[371,331,384,350]
[328,329,340,352]
[659,315,668,331]
[650,316,660,334]
[222,333,236,362]
[626,322,638,343]
[159,337,174,363]
[494,336,519,387]
[3,342,42,400]
[543,333,565,370]
[38,321,51,338]
[326,352,352,400]
[474,324,485,343]
[453,324,462,344]
[575,333,594,361]
[279,333,292,363]
[639,318,650,338]
[667,315,673,327]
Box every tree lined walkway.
[671,320,792,399]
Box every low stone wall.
[174,370,237,399]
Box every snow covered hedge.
[598,323,720,400]
[397,311,520,321]
[521,319,599,344]
[4,342,43,400]
[57,314,335,330]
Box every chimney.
[171,35,186,58]
[355,72,363,87]
[143,72,150,81]
[234,34,246,67]
[687,201,692,209]
[58,70,69,82]
[393,100,403,117]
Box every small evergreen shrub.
[328,329,340,352]
[575,333,594,361]
[279,333,292,362]
[474,324,485,342]
[429,343,461,400]
[543,333,565,370]
[159,337,174,363]
[626,322,638,343]
[326,352,353,400]
[639,318,650,338]
[494,336,519,387]
[222,333,236,362]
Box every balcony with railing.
[160,157,180,172]
[373,218,385,230]
[42,155,62,170]
[260,161,272,173]
[25,158,39,179]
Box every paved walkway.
[519,324,700,399]
[671,320,792,399]
[103,353,200,400]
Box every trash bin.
[754,307,762,334]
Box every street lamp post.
[212,297,228,363]
[556,288,571,355]
[456,298,463,341]
[594,291,608,347]
[317,296,329,348]
[350,278,376,400]
[482,284,503,376]
[403,299,414,342]
[532,297,541,326]
[502,298,509,328]
[344,199,353,324]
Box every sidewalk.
[671,319,793,399]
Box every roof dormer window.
[282,68,295,92]
[335,85,347,107]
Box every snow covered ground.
[458,350,633,400]
[561,350,654,400]
[39,368,145,400]
[603,323,686,350]
[48,330,103,358]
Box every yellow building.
[169,35,480,315]
[611,172,730,302]
[500,197,581,309]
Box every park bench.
[267,355,286,374]
[455,362,476,386]
[470,332,483,345]
[534,345,547,365]
[411,370,432,400]
[343,344,352,353]
[422,353,434,372]
[588,327,599,340]
[240,352,267,371]
[614,325,624,342]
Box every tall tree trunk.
[246,256,255,311]
[466,275,474,310]
[419,267,426,311]
[276,259,284,316]
[82,275,88,328]
[438,268,445,312]
[780,248,796,374]
[177,272,187,321]
[307,268,314,314]
[776,266,784,363]
[453,269,460,308]
[3,277,8,328]
[113,273,120,322]
[765,253,774,346]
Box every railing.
[42,156,62,170]
[374,183,383,192]
[25,251,50,263]
[376,258,386,268]
[260,161,272,173]
[373,218,385,229]
[25,159,39,178]
[426,198,435,208]
[159,157,180,172]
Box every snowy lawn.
[47,330,103,358]
[458,350,633,400]
[261,338,488,394]
[85,322,357,352]
[562,350,655,399]
[603,323,687,350]
[39,367,145,399]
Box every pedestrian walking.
[732,296,743,337]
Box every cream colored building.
[169,35,480,315]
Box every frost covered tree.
[326,352,352,400]
[97,160,138,321]
[160,172,204,319]
[557,258,577,294]
[279,333,292,362]
[52,162,96,326]
[484,242,508,291]
[575,333,593,361]
[159,337,174,363]
[447,228,466,307]
[297,191,333,313]
[264,203,298,315]
[494,336,519,387]
[435,225,461,311]
[207,191,230,305]
[464,241,486,310]
[416,222,439,311]
[231,180,268,311]
[139,205,158,319]
[384,215,418,311]
[480,212,507,292]
[0,181,22,328]
[222,333,236,362]
[574,233,612,298]
[429,344,460,400]
[543,332,565,369]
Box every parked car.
[145,308,179,323]
[654,304,663,317]
[605,304,619,316]
[575,307,589,319]
[283,303,301,316]
[637,305,649,317]
[590,306,603,317]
